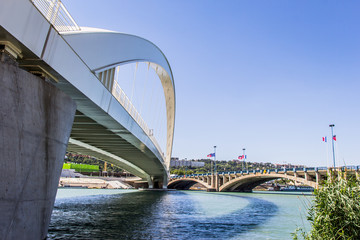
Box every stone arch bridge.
[168,167,360,192]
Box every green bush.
[294,176,360,239]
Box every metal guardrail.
[112,82,165,160]
[31,0,80,32]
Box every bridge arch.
[220,174,317,192]
[61,28,175,177]
[168,178,211,190]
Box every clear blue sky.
[63,0,360,167]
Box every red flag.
[333,135,337,141]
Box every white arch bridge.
[0,0,174,239]
[168,166,360,192]
[1,0,175,186]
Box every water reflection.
[48,191,278,239]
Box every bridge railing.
[30,0,166,162]
[31,0,80,32]
[171,166,360,179]
[170,166,360,182]
[112,81,165,160]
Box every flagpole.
[329,124,335,168]
[242,148,246,171]
[214,146,217,174]
[326,136,329,168]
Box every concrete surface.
[0,54,76,240]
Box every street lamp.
[329,124,336,168]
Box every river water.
[48,189,313,239]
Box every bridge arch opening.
[219,174,316,192]
[168,178,211,190]
[222,177,279,192]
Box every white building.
[170,159,205,168]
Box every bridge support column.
[304,172,311,181]
[294,172,298,186]
[223,175,228,185]
[211,175,215,188]
[162,173,168,189]
[147,176,154,189]
[0,54,76,240]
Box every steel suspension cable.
[130,62,138,103]
[139,62,150,115]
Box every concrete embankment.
[59,177,133,189]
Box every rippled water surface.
[48,189,312,239]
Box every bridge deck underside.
[0,20,169,182]
[67,111,165,179]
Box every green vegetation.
[63,163,99,172]
[293,175,360,239]
[170,159,281,175]
[65,152,124,172]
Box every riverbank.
[59,177,133,189]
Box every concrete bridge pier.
[162,173,169,189]
[215,174,220,192]
[206,175,217,192]
[206,175,220,192]
[211,175,215,188]
[147,176,154,189]
[146,174,168,189]
[0,53,76,239]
